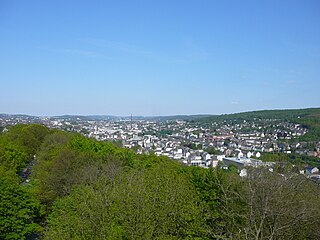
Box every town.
[1,113,319,180]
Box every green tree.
[0,143,28,173]
[0,175,41,239]
[188,167,246,238]
[205,146,222,155]
[45,162,208,239]
[1,124,49,157]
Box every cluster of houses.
[1,115,319,180]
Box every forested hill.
[1,124,320,239]
[196,108,320,141]
[196,108,320,122]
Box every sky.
[0,0,319,116]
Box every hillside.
[197,108,320,122]
[196,108,320,141]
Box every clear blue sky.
[0,0,319,116]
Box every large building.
[223,157,274,168]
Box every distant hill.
[0,114,36,118]
[195,108,320,141]
[141,114,213,121]
[1,108,319,124]
[1,113,212,122]
[51,115,121,121]
[50,114,213,121]
[196,108,320,123]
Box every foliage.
[258,152,319,167]
[0,124,50,173]
[0,143,28,173]
[198,108,320,123]
[188,167,247,238]
[184,142,202,150]
[294,116,320,141]
[45,162,208,239]
[1,124,50,156]
[0,175,42,239]
[156,129,174,136]
[241,169,320,239]
[204,146,223,155]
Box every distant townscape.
[1,108,319,180]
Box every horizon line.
[1,107,319,118]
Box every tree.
[2,124,50,157]
[0,175,41,239]
[0,143,28,173]
[189,167,247,238]
[45,162,208,239]
[242,169,320,239]
[205,146,222,155]
[189,167,320,239]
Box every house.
[190,159,207,168]
[223,156,274,168]
[305,167,319,175]
[211,160,219,168]
[239,168,247,177]
[310,175,320,183]
[216,154,225,161]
